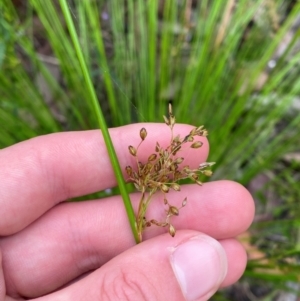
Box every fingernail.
[170,236,227,301]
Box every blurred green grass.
[1,0,300,299]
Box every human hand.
[0,124,254,301]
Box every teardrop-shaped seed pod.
[160,184,169,193]
[174,157,184,164]
[190,128,197,135]
[170,115,176,128]
[155,142,160,152]
[163,115,170,125]
[128,145,137,156]
[202,170,213,176]
[169,224,176,237]
[191,141,203,149]
[125,166,133,176]
[169,206,179,216]
[148,154,157,162]
[187,136,194,142]
[140,128,147,140]
[154,162,161,172]
[171,183,181,191]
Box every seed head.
[170,115,176,128]
[140,128,147,140]
[163,115,170,125]
[155,142,161,153]
[160,184,169,193]
[125,166,133,177]
[191,141,203,149]
[169,224,176,237]
[202,170,213,176]
[127,103,214,241]
[170,183,181,191]
[187,136,194,142]
[174,157,184,164]
[128,145,137,156]
[169,206,179,216]
[148,154,157,162]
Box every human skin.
[0,123,255,301]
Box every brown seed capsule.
[196,125,204,131]
[128,145,137,156]
[134,182,141,191]
[191,141,203,149]
[160,184,169,193]
[172,146,181,155]
[155,142,160,152]
[140,128,147,140]
[197,129,208,136]
[144,163,152,174]
[132,171,139,179]
[187,136,194,142]
[169,224,176,237]
[169,206,179,216]
[170,115,176,128]
[190,128,197,136]
[154,162,161,172]
[148,154,157,162]
[170,163,177,172]
[173,134,180,143]
[183,165,190,172]
[174,171,182,180]
[174,157,184,164]
[160,175,169,182]
[125,166,133,176]
[202,170,213,176]
[163,115,170,125]
[150,219,160,226]
[171,183,181,191]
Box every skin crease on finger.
[0,181,254,298]
[0,124,209,236]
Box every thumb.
[36,230,227,301]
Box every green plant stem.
[137,189,156,242]
[59,0,139,243]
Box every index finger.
[0,123,209,235]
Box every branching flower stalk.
[126,104,215,242]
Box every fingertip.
[193,180,255,238]
[219,238,248,287]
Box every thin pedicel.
[126,104,215,242]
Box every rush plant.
[126,105,214,242]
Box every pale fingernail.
[170,236,227,301]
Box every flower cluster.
[126,104,214,242]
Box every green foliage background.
[1,0,300,299]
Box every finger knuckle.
[100,267,159,301]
